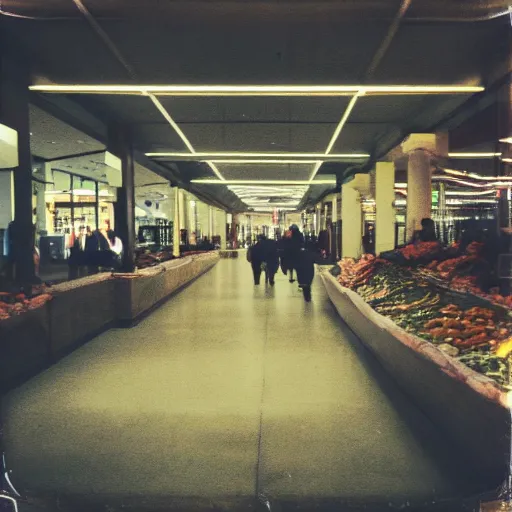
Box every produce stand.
[321,257,511,490]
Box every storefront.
[32,166,118,265]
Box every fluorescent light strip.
[309,92,362,182]
[324,94,363,155]
[449,152,502,158]
[500,137,512,144]
[192,179,336,185]
[148,93,195,154]
[146,152,370,159]
[29,84,485,95]
[147,93,225,181]
[201,159,319,164]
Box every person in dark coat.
[249,235,279,286]
[412,218,437,243]
[283,224,304,283]
[295,249,316,302]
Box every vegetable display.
[0,288,53,321]
[332,256,512,388]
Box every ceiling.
[2,0,511,212]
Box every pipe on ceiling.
[364,0,412,80]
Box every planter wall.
[115,253,219,323]
[49,275,116,358]
[1,253,219,391]
[321,271,510,491]
[0,306,51,388]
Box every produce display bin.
[321,270,510,491]
[0,306,51,389]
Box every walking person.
[295,248,316,302]
[248,235,279,286]
[283,224,304,283]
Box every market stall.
[321,246,511,490]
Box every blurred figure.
[283,224,304,283]
[249,234,279,286]
[413,218,437,243]
[296,248,316,302]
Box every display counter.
[320,269,510,490]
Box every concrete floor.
[2,258,476,509]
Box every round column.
[406,149,431,242]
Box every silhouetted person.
[283,224,304,283]
[296,249,316,302]
[413,218,437,243]
[250,235,279,286]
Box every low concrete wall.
[115,253,219,323]
[219,250,240,259]
[0,253,219,390]
[0,306,51,388]
[50,274,115,358]
[321,271,510,491]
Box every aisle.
[2,258,474,508]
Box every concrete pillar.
[341,186,362,259]
[172,187,180,257]
[217,210,227,249]
[401,134,447,242]
[0,171,14,230]
[109,124,136,272]
[208,206,214,240]
[406,150,431,242]
[375,161,396,255]
[0,49,35,285]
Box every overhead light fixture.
[192,179,336,185]
[448,152,502,158]
[146,152,369,160]
[309,91,363,182]
[500,137,512,144]
[29,84,485,96]
[201,159,319,164]
[501,157,512,163]
[146,93,225,181]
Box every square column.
[109,124,136,273]
[341,186,362,259]
[172,187,181,257]
[375,161,396,255]
[0,50,35,285]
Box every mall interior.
[1,1,512,512]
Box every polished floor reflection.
[2,258,477,508]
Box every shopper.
[249,235,279,286]
[413,218,438,243]
[295,249,316,302]
[107,230,123,270]
[283,224,304,283]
